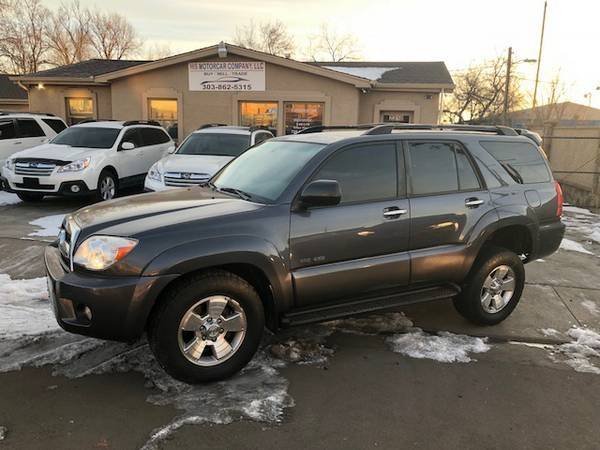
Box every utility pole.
[503,46,512,125]
[532,1,548,110]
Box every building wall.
[27,85,112,122]
[358,90,440,124]
[0,100,28,112]
[110,54,362,139]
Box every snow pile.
[561,206,600,247]
[0,192,20,206]
[0,274,59,340]
[553,327,600,375]
[559,238,594,255]
[326,312,413,335]
[28,214,65,237]
[386,328,491,363]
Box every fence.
[531,123,600,209]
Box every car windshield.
[212,140,324,203]
[51,127,121,149]
[176,133,250,157]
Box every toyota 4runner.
[44,124,565,383]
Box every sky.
[45,0,600,109]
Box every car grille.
[164,172,210,187]
[58,217,80,271]
[14,161,56,176]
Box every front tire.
[95,170,118,201]
[16,192,44,202]
[148,270,265,384]
[453,246,525,325]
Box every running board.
[281,285,459,326]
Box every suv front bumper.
[44,244,177,342]
[2,171,93,196]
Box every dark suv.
[45,124,565,383]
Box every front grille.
[15,182,55,190]
[15,162,56,176]
[164,172,210,187]
[58,217,80,272]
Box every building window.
[66,98,94,125]
[239,101,278,134]
[380,111,413,123]
[284,102,324,134]
[148,98,178,140]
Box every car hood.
[71,187,263,238]
[10,143,94,162]
[157,154,234,175]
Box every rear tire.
[95,170,118,201]
[148,270,265,384]
[453,246,525,325]
[16,192,44,202]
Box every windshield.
[51,127,121,149]
[177,133,250,157]
[213,140,324,202]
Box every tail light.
[555,181,563,217]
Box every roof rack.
[123,120,162,127]
[76,119,120,124]
[197,123,228,130]
[296,124,380,134]
[362,123,519,136]
[0,111,56,117]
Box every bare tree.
[0,0,49,74]
[46,1,92,66]
[308,23,361,62]
[89,11,141,60]
[234,20,294,57]
[529,72,569,125]
[143,42,174,60]
[444,56,524,124]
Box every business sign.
[189,61,266,91]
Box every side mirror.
[299,179,341,208]
[121,141,135,150]
[167,145,176,154]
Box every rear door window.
[41,118,67,134]
[0,120,16,140]
[17,118,45,137]
[480,141,551,184]
[140,128,170,146]
[121,128,143,148]
[313,143,398,204]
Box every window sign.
[189,61,266,91]
[284,102,324,134]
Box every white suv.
[144,125,273,192]
[1,120,174,202]
[0,112,67,167]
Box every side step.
[281,285,459,327]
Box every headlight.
[4,159,14,172]
[73,235,138,271]
[147,163,163,182]
[58,157,91,173]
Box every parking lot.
[0,189,598,449]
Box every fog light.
[71,185,80,193]
[82,306,92,321]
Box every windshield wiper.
[499,162,523,184]
[217,186,253,201]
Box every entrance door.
[290,141,410,307]
[381,111,414,123]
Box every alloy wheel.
[100,176,116,200]
[480,265,516,313]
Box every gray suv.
[45,124,565,383]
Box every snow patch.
[552,327,600,375]
[540,328,562,338]
[563,206,597,216]
[560,238,594,255]
[28,214,65,237]
[0,191,20,206]
[386,328,491,363]
[581,300,599,316]
[322,66,397,81]
[0,425,7,441]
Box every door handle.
[465,198,484,208]
[383,207,408,218]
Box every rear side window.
[121,128,143,148]
[140,128,170,146]
[42,118,67,134]
[480,141,551,184]
[313,143,397,203]
[17,118,45,137]
[254,132,272,144]
[0,120,16,140]
[408,141,481,195]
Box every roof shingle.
[24,59,148,79]
[0,74,28,99]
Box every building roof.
[22,59,149,79]
[0,74,27,99]
[310,61,454,85]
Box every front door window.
[284,102,324,134]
